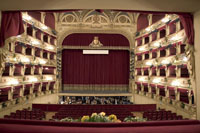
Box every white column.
[8,89,13,100]
[32,28,36,38]
[156,86,159,96]
[48,36,51,44]
[30,85,33,94]
[46,82,50,91]
[20,85,24,97]
[194,10,200,120]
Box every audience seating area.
[4,109,45,120]
[143,110,183,121]
[61,96,133,105]
[32,104,156,112]
[53,106,134,121]
[33,104,156,120]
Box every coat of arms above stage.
[89,36,103,48]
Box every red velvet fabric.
[152,14,165,24]
[137,14,148,31]
[62,50,129,85]
[28,12,41,21]
[0,11,24,47]
[62,33,130,46]
[32,104,156,112]
[44,13,55,29]
[179,14,194,45]
[0,119,200,133]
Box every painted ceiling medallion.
[89,36,103,48]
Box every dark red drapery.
[0,11,24,47]
[62,50,129,85]
[62,33,130,46]
[152,14,165,24]
[137,14,148,31]
[44,13,55,30]
[179,14,194,45]
[28,11,41,22]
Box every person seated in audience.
[61,96,133,105]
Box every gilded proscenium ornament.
[89,36,103,48]
[0,41,9,76]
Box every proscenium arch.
[58,29,135,94]
[58,29,135,49]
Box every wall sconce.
[8,79,19,85]
[153,42,161,47]
[29,77,38,82]
[153,78,160,83]
[47,45,54,50]
[41,25,48,30]
[161,59,170,65]
[139,77,146,82]
[23,14,32,21]
[32,40,40,45]
[170,35,182,41]
[145,27,151,32]
[21,57,30,63]
[40,59,47,64]
[171,80,181,87]
[182,56,188,62]
[46,76,53,81]
[139,47,145,51]
[146,61,152,66]
[161,16,170,23]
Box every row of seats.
[4,109,45,120]
[53,107,134,121]
[143,110,183,121]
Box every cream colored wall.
[0,94,59,118]
[134,94,193,119]
[32,94,59,104]
[194,10,200,120]
[0,0,200,12]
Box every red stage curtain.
[0,11,24,47]
[62,33,129,46]
[44,13,55,29]
[179,14,194,45]
[62,50,129,85]
[137,14,148,31]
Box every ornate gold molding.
[62,45,129,50]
